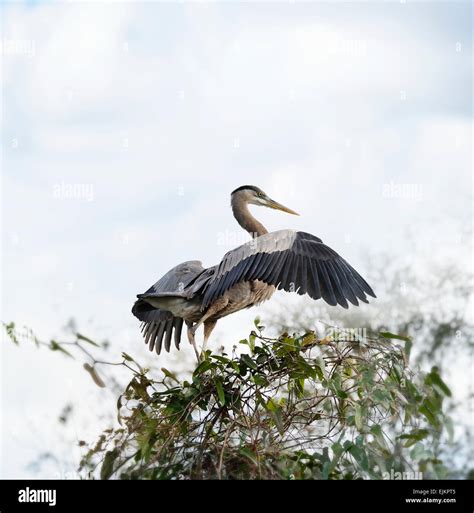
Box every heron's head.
[231,185,299,215]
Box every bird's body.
[132,186,376,359]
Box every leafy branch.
[3,320,454,480]
[74,323,452,480]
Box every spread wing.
[140,260,207,298]
[132,261,208,354]
[132,306,184,355]
[200,230,376,309]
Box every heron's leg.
[190,299,228,338]
[200,319,217,358]
[189,298,228,358]
[186,321,200,362]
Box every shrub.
[72,322,452,480]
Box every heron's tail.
[132,299,184,354]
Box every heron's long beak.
[264,197,299,216]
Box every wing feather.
[154,322,167,355]
[174,318,183,350]
[325,260,349,308]
[202,230,375,309]
[163,319,174,352]
[316,261,338,306]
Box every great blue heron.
[132,185,376,360]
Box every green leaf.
[391,388,408,405]
[354,404,363,431]
[372,389,391,408]
[240,447,258,465]
[404,338,413,361]
[370,425,387,449]
[331,441,344,457]
[253,317,264,331]
[100,449,119,480]
[419,403,438,427]
[379,331,411,342]
[4,322,19,345]
[271,408,284,435]
[215,379,226,406]
[266,398,278,412]
[301,331,317,347]
[444,416,454,444]
[329,442,344,473]
[426,368,451,397]
[192,359,215,377]
[248,333,256,354]
[121,352,135,362]
[210,355,230,364]
[252,374,269,387]
[50,340,74,358]
[161,367,179,383]
[298,378,305,396]
[348,444,369,471]
[241,354,258,371]
[410,442,432,461]
[76,333,100,347]
[314,357,326,380]
[322,460,330,480]
[399,429,430,447]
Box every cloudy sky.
[1,1,472,478]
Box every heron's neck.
[231,197,268,238]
